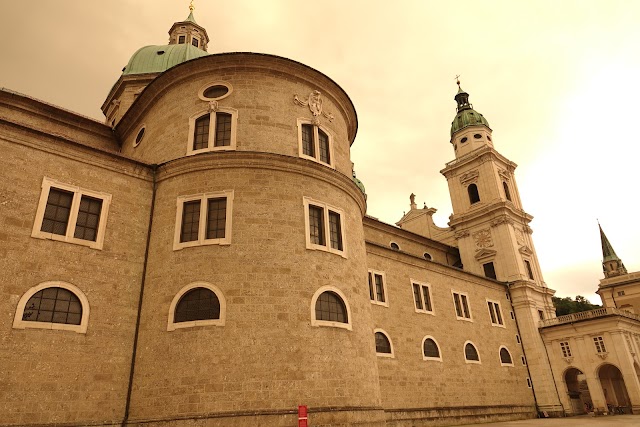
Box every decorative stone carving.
[596,352,609,360]
[294,90,334,121]
[208,100,219,112]
[474,248,497,260]
[111,99,121,106]
[563,357,573,364]
[519,245,533,256]
[498,168,510,181]
[523,225,533,234]
[459,170,479,185]
[472,228,493,248]
[515,229,525,245]
[454,229,469,239]
[490,216,514,227]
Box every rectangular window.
[524,260,534,280]
[487,300,504,326]
[368,270,387,306]
[297,119,333,167]
[188,109,237,155]
[483,262,497,279]
[192,37,199,47]
[560,341,572,358]
[452,291,471,320]
[303,197,345,256]
[413,281,433,314]
[174,191,234,250]
[178,35,186,44]
[538,310,545,320]
[32,177,111,250]
[593,336,607,353]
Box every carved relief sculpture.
[294,90,335,121]
[459,170,479,185]
[472,228,494,248]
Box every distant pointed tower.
[599,224,627,278]
[168,3,209,51]
[440,80,564,415]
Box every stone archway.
[565,367,592,414]
[598,363,631,413]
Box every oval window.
[474,134,482,139]
[203,85,229,99]
[133,126,145,147]
[461,137,468,143]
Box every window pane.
[41,188,73,235]
[465,343,479,361]
[413,284,423,310]
[453,293,462,317]
[368,273,375,301]
[374,274,385,303]
[375,332,391,354]
[328,211,342,250]
[315,291,347,323]
[488,302,497,324]
[461,295,470,318]
[423,339,440,358]
[174,287,220,323]
[193,114,210,150]
[180,200,201,242]
[525,260,534,280]
[22,287,82,325]
[73,195,102,241]
[206,198,227,239]
[192,38,199,47]
[483,262,497,280]
[495,304,503,325]
[302,124,314,157]
[422,286,432,311]
[308,205,324,245]
[318,129,330,164]
[214,113,232,147]
[500,348,512,364]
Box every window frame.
[499,346,514,367]
[412,280,434,315]
[31,177,112,250]
[452,290,472,321]
[486,299,505,327]
[560,341,572,357]
[187,107,238,155]
[464,340,481,364]
[368,269,388,307]
[296,118,335,168]
[310,286,352,330]
[593,336,607,353]
[524,259,535,280]
[422,335,443,362]
[173,190,234,250]
[13,281,90,334]
[303,197,346,257]
[167,282,226,331]
[373,328,394,358]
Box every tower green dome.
[122,43,209,76]
[450,85,490,136]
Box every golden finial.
[189,0,195,11]
[455,74,461,87]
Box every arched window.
[390,242,400,251]
[423,252,432,261]
[464,341,481,363]
[422,336,442,361]
[374,329,394,357]
[503,181,512,201]
[310,286,351,330]
[188,108,238,155]
[468,184,480,204]
[168,282,226,331]
[13,282,90,333]
[499,346,513,366]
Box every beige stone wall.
[0,128,152,425]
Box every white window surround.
[303,197,346,258]
[197,81,233,101]
[486,299,505,328]
[310,285,352,331]
[173,190,234,250]
[452,290,473,322]
[499,346,514,367]
[31,177,112,250]
[368,269,388,307]
[187,107,238,155]
[296,118,335,168]
[374,328,395,358]
[422,335,443,362]
[13,281,90,334]
[464,340,481,364]
[412,279,434,315]
[167,282,226,331]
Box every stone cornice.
[364,215,458,253]
[448,201,533,229]
[440,146,518,177]
[157,151,366,216]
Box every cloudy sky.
[1,1,638,303]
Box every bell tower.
[441,80,564,415]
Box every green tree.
[552,295,601,316]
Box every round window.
[390,242,400,251]
[461,137,468,143]
[423,252,432,261]
[133,126,145,147]
[474,134,482,139]
[203,85,229,99]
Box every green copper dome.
[122,43,209,76]
[352,176,366,195]
[450,85,490,136]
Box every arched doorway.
[598,363,631,413]
[565,367,592,414]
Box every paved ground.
[459,414,640,427]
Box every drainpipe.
[122,164,158,426]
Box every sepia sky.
[1,1,638,303]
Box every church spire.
[599,223,627,278]
[168,2,209,51]
[454,77,472,112]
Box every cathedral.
[1,8,640,427]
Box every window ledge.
[311,320,352,331]
[12,320,87,334]
[168,319,225,331]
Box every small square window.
[297,120,333,167]
[486,300,504,327]
[178,35,186,44]
[368,270,388,306]
[32,177,111,250]
[173,191,234,250]
[452,291,472,321]
[412,281,433,314]
[192,37,199,47]
[483,262,497,280]
[303,197,345,257]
